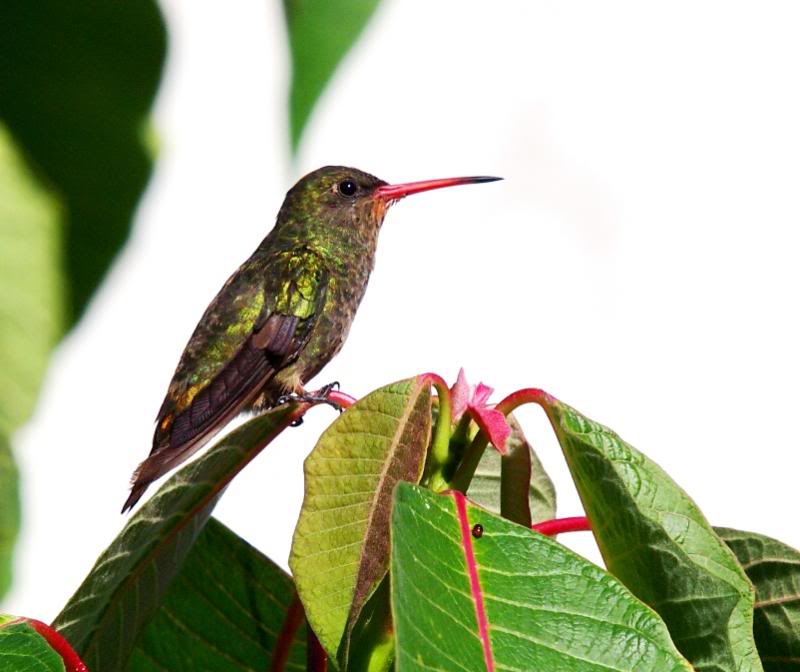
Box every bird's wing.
[123,248,327,511]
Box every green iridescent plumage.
[123,166,500,511]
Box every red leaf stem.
[495,388,555,416]
[494,391,592,539]
[532,516,591,536]
[419,372,449,398]
[327,389,356,409]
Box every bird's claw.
[276,381,343,413]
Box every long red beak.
[374,175,502,201]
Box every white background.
[6,1,800,620]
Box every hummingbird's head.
[277,165,502,251]
[281,166,388,225]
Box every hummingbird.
[122,166,501,512]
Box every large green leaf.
[128,518,306,672]
[717,527,800,671]
[54,403,302,671]
[0,0,166,325]
[283,0,382,151]
[290,377,431,659]
[0,0,166,600]
[0,617,65,672]
[468,414,556,526]
[391,484,693,671]
[0,126,62,600]
[545,397,762,672]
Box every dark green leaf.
[128,518,306,672]
[468,414,556,526]
[283,0,382,151]
[717,527,800,672]
[391,484,692,671]
[54,404,300,672]
[545,397,763,672]
[0,617,65,672]
[290,377,431,659]
[0,0,166,325]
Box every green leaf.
[468,414,557,526]
[0,0,166,325]
[717,527,800,672]
[391,484,693,671]
[0,126,62,600]
[0,436,20,601]
[545,397,763,672]
[290,377,431,659]
[128,518,306,672]
[0,0,165,599]
[54,403,300,672]
[0,126,62,437]
[0,618,65,672]
[283,0,382,151]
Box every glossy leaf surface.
[290,377,431,658]
[547,397,763,672]
[718,527,800,671]
[391,484,692,671]
[128,518,306,671]
[54,404,300,671]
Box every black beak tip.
[473,176,503,184]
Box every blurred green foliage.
[0,0,167,600]
[0,0,167,327]
[0,126,62,600]
[284,0,383,152]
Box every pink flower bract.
[449,369,511,454]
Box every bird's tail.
[121,481,148,514]
[120,433,212,514]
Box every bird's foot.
[276,382,343,413]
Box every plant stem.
[327,389,356,409]
[495,388,555,416]
[419,372,453,492]
[532,516,591,536]
[449,431,489,493]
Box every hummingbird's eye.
[337,179,357,197]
